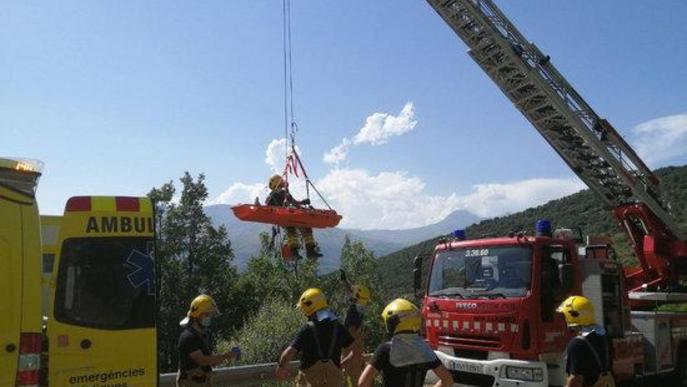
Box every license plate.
[447,360,483,374]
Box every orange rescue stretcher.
[231,204,342,229]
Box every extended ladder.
[426,0,684,241]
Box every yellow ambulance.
[0,158,44,387]
[41,216,62,318]
[47,196,157,387]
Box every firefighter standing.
[176,295,239,387]
[276,288,359,386]
[266,174,322,259]
[557,296,615,387]
[358,298,454,387]
[339,271,371,386]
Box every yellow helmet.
[352,285,371,305]
[269,174,284,190]
[382,298,422,334]
[557,295,596,327]
[296,288,328,316]
[180,294,220,325]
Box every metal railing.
[160,361,294,387]
[160,355,373,387]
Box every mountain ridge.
[376,165,687,295]
[205,205,480,272]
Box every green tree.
[150,173,241,372]
[238,232,322,306]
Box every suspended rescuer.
[557,295,615,387]
[177,295,241,387]
[339,270,371,386]
[275,288,360,386]
[266,174,322,259]
[358,298,453,387]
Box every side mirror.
[559,263,573,293]
[413,255,423,298]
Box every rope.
[282,0,297,159]
[291,150,333,210]
[279,0,334,212]
[282,0,289,161]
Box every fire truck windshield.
[428,246,532,299]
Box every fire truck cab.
[416,222,649,386]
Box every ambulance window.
[54,237,155,330]
[42,253,55,274]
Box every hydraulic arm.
[426,0,687,292]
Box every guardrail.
[160,361,295,387]
[160,355,373,387]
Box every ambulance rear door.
[48,196,157,387]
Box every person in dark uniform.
[177,295,239,387]
[266,174,322,259]
[557,295,615,387]
[339,270,371,386]
[275,288,359,386]
[359,298,454,387]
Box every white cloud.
[323,102,417,165]
[211,138,306,205]
[456,179,586,219]
[213,167,585,228]
[316,168,585,230]
[323,138,350,165]
[265,138,301,172]
[353,102,417,145]
[631,113,687,166]
[215,107,590,229]
[211,182,266,205]
[212,167,585,229]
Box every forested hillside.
[377,165,687,295]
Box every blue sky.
[3,1,686,229]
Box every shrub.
[222,298,304,365]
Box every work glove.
[300,198,311,206]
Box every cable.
[283,0,297,159]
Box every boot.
[305,244,323,259]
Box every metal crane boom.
[426,0,684,242]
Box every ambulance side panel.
[40,216,62,318]
[0,167,42,387]
[0,195,23,387]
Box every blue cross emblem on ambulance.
[126,249,156,296]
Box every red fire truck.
[415,1,687,386]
